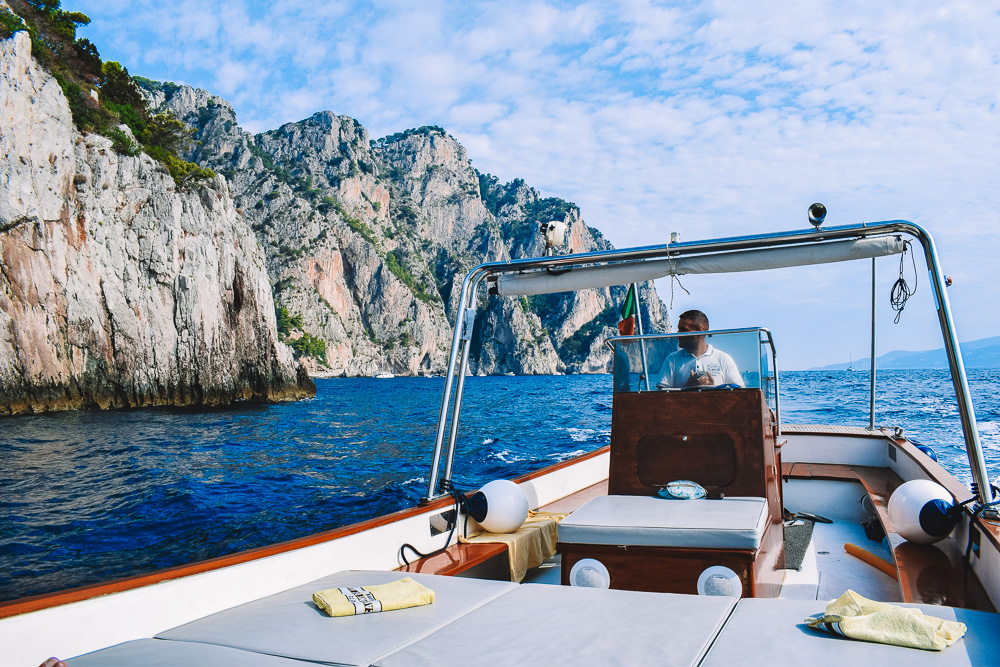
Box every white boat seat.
[374,582,737,666]
[701,597,1000,666]
[67,638,308,665]
[558,495,769,549]
[155,570,517,666]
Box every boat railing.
[422,221,993,507]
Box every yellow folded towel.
[461,511,567,583]
[806,590,967,651]
[312,577,434,617]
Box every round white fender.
[887,479,958,544]
[468,480,529,533]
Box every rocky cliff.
[0,31,314,414]
[143,84,671,376]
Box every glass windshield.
[611,329,775,401]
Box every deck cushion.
[156,570,517,666]
[68,639,308,665]
[374,583,737,667]
[701,597,1000,666]
[558,495,768,549]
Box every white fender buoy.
[887,479,958,544]
[697,566,743,597]
[570,558,611,588]
[468,480,529,533]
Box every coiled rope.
[890,241,917,324]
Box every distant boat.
[374,371,395,379]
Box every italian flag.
[618,284,638,335]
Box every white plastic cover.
[494,236,904,296]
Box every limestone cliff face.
[145,82,671,376]
[0,32,313,414]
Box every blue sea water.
[1,369,998,602]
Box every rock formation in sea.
[143,86,672,376]
[0,29,314,414]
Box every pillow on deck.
[67,638,307,666]
[558,495,769,549]
[701,597,1000,666]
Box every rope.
[398,481,472,566]
[961,487,1000,564]
[667,255,690,312]
[890,241,918,324]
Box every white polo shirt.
[655,344,745,389]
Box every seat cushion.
[375,584,737,667]
[156,570,517,666]
[558,495,768,549]
[68,639,307,666]
[701,597,1000,666]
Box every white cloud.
[74,0,1000,367]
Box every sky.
[73,0,1000,370]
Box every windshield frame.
[606,328,779,435]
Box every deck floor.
[780,520,900,602]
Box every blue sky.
[74,0,1000,370]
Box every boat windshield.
[608,328,777,406]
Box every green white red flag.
[618,284,638,335]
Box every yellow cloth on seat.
[312,577,434,617]
[462,511,567,583]
[805,590,967,651]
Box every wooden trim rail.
[782,462,995,611]
[397,542,508,577]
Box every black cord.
[961,491,1000,565]
[398,483,472,566]
[890,241,917,324]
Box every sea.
[2,369,999,603]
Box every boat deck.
[67,566,1000,666]
[402,469,996,611]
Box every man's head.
[677,309,709,353]
[677,310,709,332]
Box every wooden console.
[560,389,784,597]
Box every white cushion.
[558,495,768,549]
[375,584,736,666]
[156,570,517,666]
[702,598,1000,666]
[68,639,306,666]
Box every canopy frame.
[421,221,992,510]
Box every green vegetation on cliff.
[276,306,327,365]
[3,0,213,185]
[374,125,447,145]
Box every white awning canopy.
[493,236,904,296]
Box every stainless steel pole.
[634,283,651,391]
[424,268,485,502]
[869,257,877,429]
[912,233,994,503]
[441,273,489,487]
